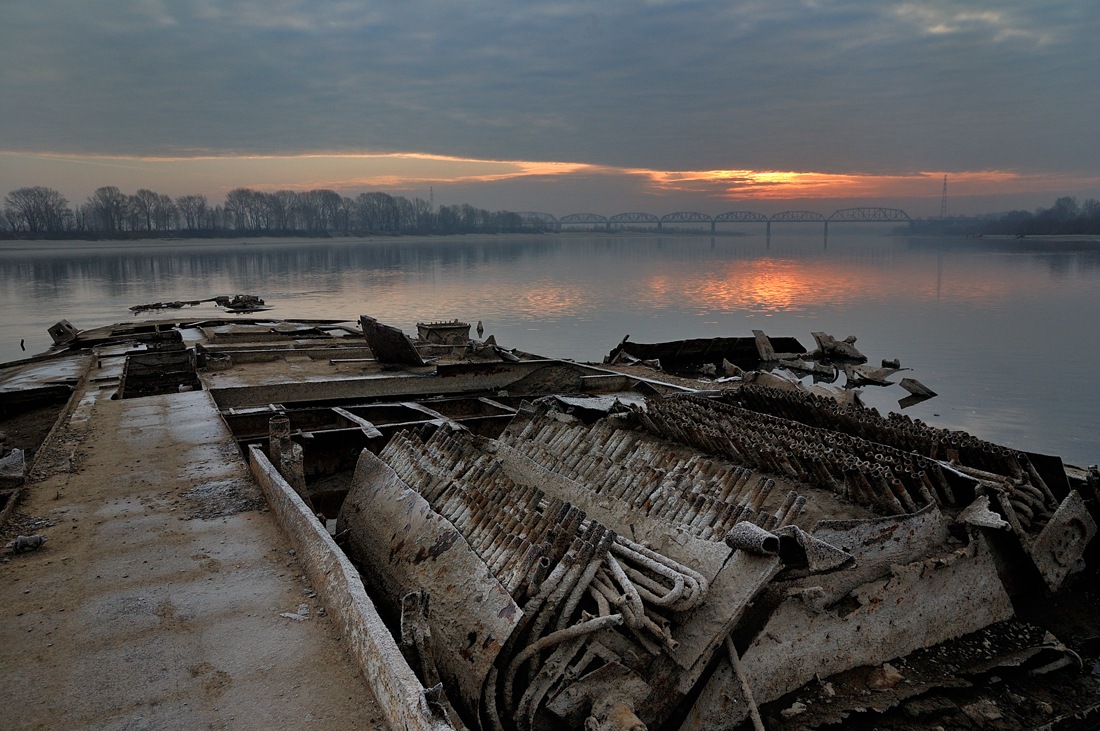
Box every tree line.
[975,196,1100,236]
[1,185,529,237]
[907,196,1100,237]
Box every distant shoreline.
[0,230,755,250]
[2,231,1099,254]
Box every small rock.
[279,603,311,621]
[780,701,807,718]
[7,535,47,554]
[961,698,1002,726]
[867,662,904,690]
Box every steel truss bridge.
[519,207,911,235]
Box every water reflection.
[1,234,1099,465]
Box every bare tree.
[412,197,432,232]
[270,190,296,230]
[354,191,400,232]
[86,186,129,233]
[3,186,72,233]
[316,189,343,232]
[130,189,159,231]
[1050,196,1080,221]
[225,187,266,230]
[176,194,207,230]
[153,193,177,231]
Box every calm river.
[1,230,1098,467]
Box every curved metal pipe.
[502,614,624,717]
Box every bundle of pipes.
[730,386,1064,532]
[642,391,1065,538]
[380,427,572,602]
[369,423,727,729]
[736,386,1056,490]
[635,394,969,517]
[502,410,808,538]
[379,425,709,625]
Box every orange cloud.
[628,167,1097,201]
[3,149,1098,204]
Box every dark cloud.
[1,1,1097,182]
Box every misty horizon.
[2,2,1098,217]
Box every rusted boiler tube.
[724,521,780,555]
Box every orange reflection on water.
[512,279,586,319]
[641,259,872,314]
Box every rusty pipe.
[724,521,779,555]
[503,613,625,715]
[556,528,614,631]
[778,495,807,528]
[611,538,708,610]
[622,562,687,609]
[605,554,646,628]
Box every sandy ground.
[0,384,389,730]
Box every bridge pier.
[766,221,771,237]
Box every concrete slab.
[0,384,389,730]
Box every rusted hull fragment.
[604,333,806,373]
[338,448,523,718]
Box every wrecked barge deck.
[2,316,1100,731]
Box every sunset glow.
[633,167,1098,202]
[4,149,1097,217]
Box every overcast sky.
[2,0,1098,216]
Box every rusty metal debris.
[360,315,427,366]
[898,376,938,409]
[604,332,806,374]
[127,294,268,314]
[32,313,1086,730]
[6,533,47,553]
[331,361,1097,730]
[47,319,79,345]
[843,362,907,386]
[809,331,867,362]
[418,320,473,345]
[115,331,201,398]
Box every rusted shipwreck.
[5,315,1100,730]
[335,388,1098,730]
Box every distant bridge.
[519,207,911,235]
